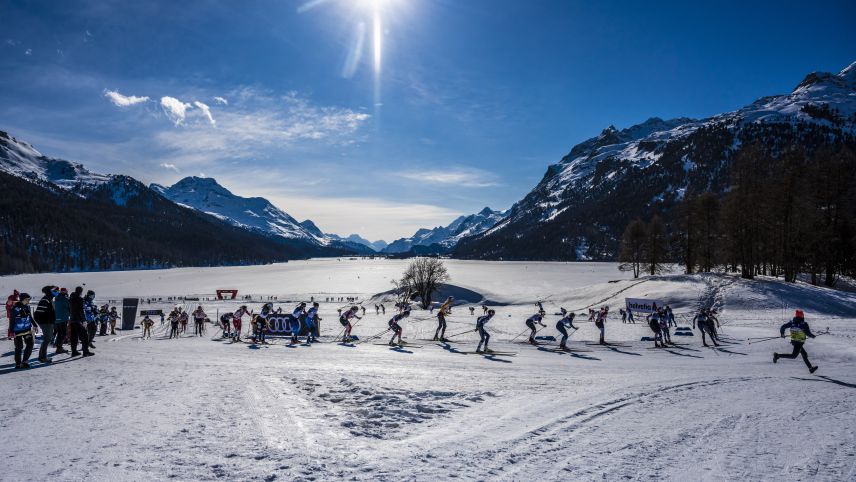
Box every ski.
[460,351,516,356]
[545,347,592,353]
[373,343,423,348]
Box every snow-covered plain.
[2,259,855,481]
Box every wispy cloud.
[152,89,370,165]
[160,96,192,125]
[397,167,501,188]
[213,96,228,105]
[193,101,216,126]
[159,162,180,172]
[103,89,149,107]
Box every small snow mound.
[370,283,486,305]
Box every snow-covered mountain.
[384,207,507,253]
[455,61,856,260]
[0,130,111,190]
[328,233,388,252]
[153,177,378,253]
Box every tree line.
[619,144,856,286]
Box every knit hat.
[59,288,68,295]
[19,292,31,301]
[795,309,804,318]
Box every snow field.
[1,260,855,481]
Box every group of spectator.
[6,286,112,369]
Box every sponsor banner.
[625,298,665,314]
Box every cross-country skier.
[305,302,321,343]
[388,309,410,346]
[375,304,379,315]
[290,302,307,344]
[434,296,454,341]
[98,304,110,336]
[339,306,361,342]
[109,306,119,335]
[475,309,496,354]
[666,305,675,327]
[178,308,189,335]
[232,305,250,341]
[141,315,154,339]
[168,309,180,339]
[193,306,206,336]
[773,310,818,373]
[469,306,475,315]
[526,310,547,345]
[692,308,719,347]
[556,312,578,351]
[253,303,273,343]
[648,311,664,348]
[595,307,609,344]
[219,312,233,338]
[657,308,672,344]
[620,308,627,323]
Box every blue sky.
[1,0,855,241]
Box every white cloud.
[397,167,501,188]
[103,89,149,107]
[153,89,370,164]
[24,48,32,55]
[193,101,216,126]
[160,96,192,125]
[213,96,228,105]
[159,163,180,172]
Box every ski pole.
[509,326,531,343]
[356,328,391,345]
[747,336,784,345]
[445,328,476,339]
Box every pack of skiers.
[4,286,826,374]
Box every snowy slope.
[0,130,111,190]
[456,61,856,260]
[384,207,507,253]
[1,261,855,481]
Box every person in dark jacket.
[34,285,59,363]
[68,287,93,357]
[9,293,36,369]
[773,309,818,373]
[83,290,97,348]
[5,289,19,339]
[53,288,70,354]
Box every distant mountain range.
[383,207,507,254]
[151,176,381,254]
[454,60,856,260]
[0,131,370,273]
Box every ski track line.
[465,377,758,479]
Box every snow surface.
[2,260,855,481]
